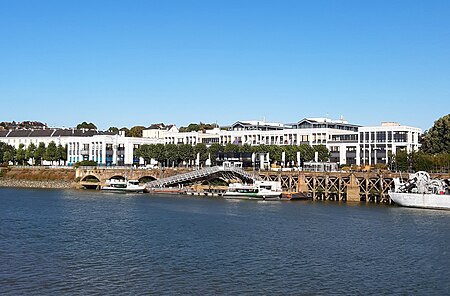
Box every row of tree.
[388,114,450,172]
[136,143,330,167]
[0,142,67,165]
[178,122,218,133]
[391,150,450,173]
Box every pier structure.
[260,171,450,202]
[76,166,450,202]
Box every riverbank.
[0,179,75,189]
[0,167,77,189]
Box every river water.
[1,188,450,295]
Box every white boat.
[223,180,282,200]
[389,171,450,210]
[101,179,145,193]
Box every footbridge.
[145,165,261,188]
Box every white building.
[143,118,422,166]
[357,122,422,166]
[0,117,422,167]
[142,123,178,139]
[0,129,163,166]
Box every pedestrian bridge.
[145,166,261,188]
[75,165,260,188]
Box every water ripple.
[1,188,450,295]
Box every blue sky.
[0,0,449,131]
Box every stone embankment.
[0,179,75,189]
[0,167,77,189]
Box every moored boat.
[281,192,310,200]
[101,179,145,193]
[389,171,450,210]
[223,180,282,200]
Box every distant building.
[142,123,178,139]
[143,117,422,166]
[357,122,421,166]
[0,128,162,166]
[0,117,422,167]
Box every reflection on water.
[1,188,450,295]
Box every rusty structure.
[260,171,450,203]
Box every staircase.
[145,166,261,188]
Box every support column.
[112,145,118,165]
[297,174,308,193]
[346,174,360,202]
[101,142,106,165]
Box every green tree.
[77,122,97,130]
[393,150,409,172]
[298,144,315,162]
[16,144,26,165]
[0,142,10,163]
[129,126,145,137]
[119,127,130,137]
[137,144,154,164]
[0,143,15,164]
[153,144,166,165]
[3,150,13,164]
[284,145,299,165]
[224,143,239,153]
[194,143,208,163]
[108,127,119,134]
[239,144,253,153]
[45,141,59,164]
[26,143,36,164]
[207,143,223,165]
[413,151,434,171]
[421,114,450,154]
[165,144,179,167]
[57,144,67,165]
[314,145,331,162]
[253,144,268,153]
[34,142,46,165]
[178,122,217,132]
[267,145,282,164]
[178,144,194,166]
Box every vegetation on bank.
[0,141,67,166]
[135,143,330,167]
[0,167,75,181]
[73,160,97,168]
[178,122,218,132]
[1,115,450,172]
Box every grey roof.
[0,128,117,138]
[147,123,174,130]
[28,130,54,137]
[5,130,33,137]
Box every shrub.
[74,160,98,168]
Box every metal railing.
[145,165,261,188]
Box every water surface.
[1,188,450,295]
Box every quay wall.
[0,167,76,189]
[2,167,449,203]
[260,171,450,202]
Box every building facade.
[0,129,163,166]
[0,117,422,167]
[144,118,422,166]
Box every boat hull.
[101,187,145,193]
[223,192,281,200]
[389,192,450,210]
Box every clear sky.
[0,0,449,131]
